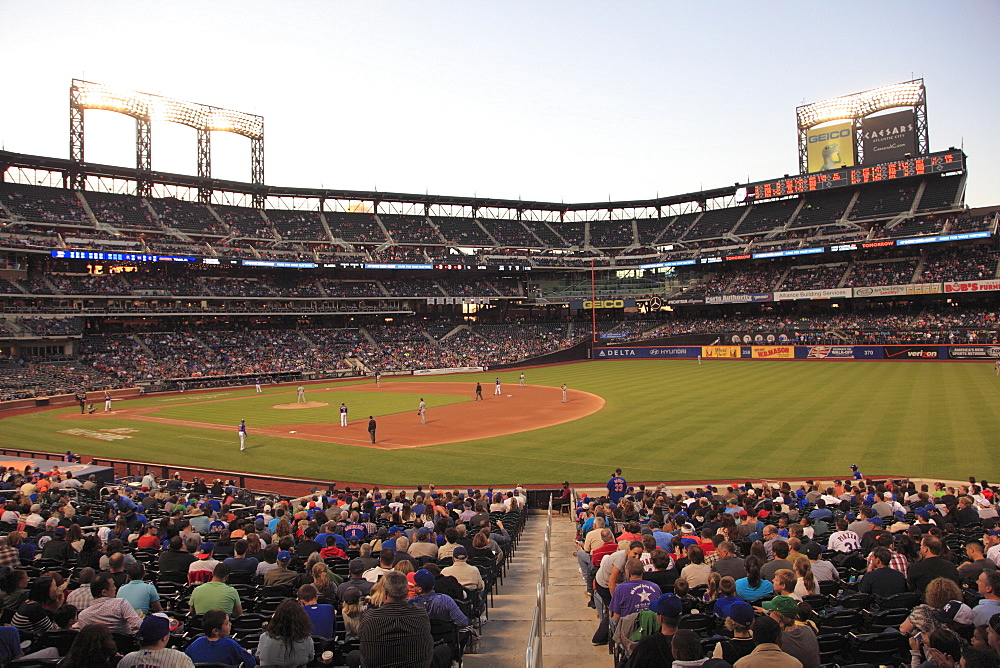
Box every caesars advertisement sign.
[862,110,917,165]
[807,122,855,173]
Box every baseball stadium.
[2,4,1000,666]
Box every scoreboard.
[742,150,964,201]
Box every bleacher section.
[0,182,90,224]
[589,220,635,248]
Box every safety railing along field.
[525,494,554,668]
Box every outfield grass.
[1,360,998,486]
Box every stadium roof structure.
[0,149,736,217]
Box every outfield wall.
[593,344,1000,361]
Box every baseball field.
[1,359,997,486]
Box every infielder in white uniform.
[297,385,306,403]
[255,378,262,393]
[340,403,348,427]
[238,419,247,451]
[418,398,426,424]
[561,383,568,403]
[519,372,525,387]
[104,392,112,412]
[494,378,502,395]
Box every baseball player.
[255,378,262,393]
[104,391,112,412]
[297,385,306,403]
[418,398,426,424]
[561,383,568,403]
[519,372,525,387]
[238,419,247,451]
[475,382,483,401]
[340,403,348,427]
[375,371,381,388]
[494,377,502,395]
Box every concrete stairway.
[465,509,610,668]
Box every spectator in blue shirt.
[185,609,256,667]
[408,569,469,627]
[296,584,335,639]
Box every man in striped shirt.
[355,571,450,668]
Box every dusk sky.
[2,1,998,207]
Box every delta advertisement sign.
[592,345,997,361]
[593,346,701,359]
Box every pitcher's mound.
[273,402,329,409]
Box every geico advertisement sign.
[581,300,626,309]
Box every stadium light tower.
[69,79,264,204]
[796,79,927,174]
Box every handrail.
[525,494,554,668]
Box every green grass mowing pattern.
[2,360,999,486]
[152,388,468,427]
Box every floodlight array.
[71,79,263,139]
[796,80,924,129]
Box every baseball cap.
[935,600,974,626]
[762,595,799,617]
[348,559,366,575]
[681,523,696,534]
[868,517,883,527]
[390,526,405,534]
[990,613,1000,633]
[648,593,683,618]
[416,527,431,536]
[197,543,214,559]
[915,508,931,519]
[727,601,755,627]
[137,613,171,643]
[342,588,362,605]
[803,542,822,559]
[883,492,893,500]
[413,569,435,591]
[452,546,468,558]
[54,527,66,537]
[276,550,291,562]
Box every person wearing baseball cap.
[712,600,756,664]
[441,546,484,591]
[763,595,819,668]
[626,593,683,665]
[118,613,191,668]
[410,569,468,630]
[337,559,374,600]
[261,550,299,588]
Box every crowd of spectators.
[15,317,83,337]
[920,247,1000,284]
[779,264,849,292]
[589,221,637,248]
[574,472,1000,667]
[845,259,920,287]
[0,470,525,666]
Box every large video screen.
[862,109,917,165]
[806,122,854,173]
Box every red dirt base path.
[58,382,605,451]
